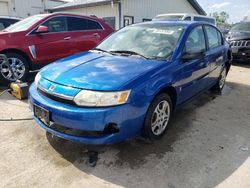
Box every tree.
[212,11,230,24]
[243,16,249,21]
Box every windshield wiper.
[91,48,114,55]
[110,50,148,59]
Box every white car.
[153,13,216,25]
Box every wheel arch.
[0,48,32,69]
[225,49,232,74]
[157,86,178,110]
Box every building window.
[124,16,134,27]
[142,18,152,22]
[103,17,116,30]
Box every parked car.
[227,22,250,62]
[0,13,114,83]
[0,16,21,30]
[153,13,216,25]
[29,21,232,145]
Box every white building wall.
[56,4,119,29]
[121,0,198,24]
[5,0,64,18]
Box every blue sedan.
[29,21,232,144]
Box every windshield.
[96,24,184,59]
[231,22,250,32]
[4,15,47,32]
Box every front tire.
[0,53,29,84]
[143,93,173,140]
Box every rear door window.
[67,17,102,31]
[205,26,221,49]
[67,17,87,31]
[184,26,206,54]
[87,19,102,30]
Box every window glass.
[184,26,206,54]
[194,17,215,25]
[103,17,115,29]
[97,24,184,59]
[184,16,191,21]
[87,20,102,30]
[43,17,67,32]
[4,15,46,32]
[0,22,5,30]
[205,26,220,48]
[231,22,250,31]
[154,15,183,21]
[67,17,87,31]
[142,18,152,22]
[217,31,222,45]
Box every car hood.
[228,31,250,41]
[40,52,164,90]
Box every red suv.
[0,13,114,83]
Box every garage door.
[0,2,9,15]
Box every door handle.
[64,36,71,40]
[93,33,100,37]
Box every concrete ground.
[0,63,250,188]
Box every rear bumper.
[29,84,145,145]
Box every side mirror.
[182,51,205,61]
[36,25,49,34]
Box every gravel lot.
[0,63,250,188]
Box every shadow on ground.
[45,80,250,187]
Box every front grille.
[38,87,76,106]
[230,40,250,47]
[47,123,106,138]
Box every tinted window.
[184,26,206,54]
[205,26,221,48]
[67,17,87,31]
[43,17,67,32]
[103,17,115,29]
[0,21,5,30]
[231,22,250,31]
[194,17,215,25]
[184,16,191,21]
[87,19,102,30]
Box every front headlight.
[34,72,41,87]
[74,90,131,107]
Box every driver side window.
[42,16,67,33]
[184,26,206,54]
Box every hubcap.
[151,100,170,136]
[219,68,227,89]
[0,57,25,81]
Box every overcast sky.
[197,0,250,23]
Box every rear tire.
[212,66,227,94]
[143,93,173,140]
[0,53,29,84]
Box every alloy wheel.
[0,57,26,81]
[151,100,171,136]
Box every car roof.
[48,12,101,20]
[155,13,214,19]
[134,20,215,28]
